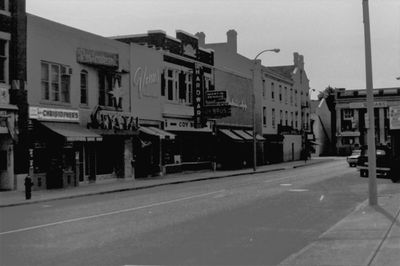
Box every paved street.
[0,159,398,266]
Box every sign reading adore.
[77,48,118,68]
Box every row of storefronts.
[1,9,312,191]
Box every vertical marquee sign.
[193,66,205,128]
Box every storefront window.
[41,61,71,103]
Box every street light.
[252,48,280,172]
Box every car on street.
[347,149,361,167]
[356,145,400,182]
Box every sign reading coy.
[77,48,118,68]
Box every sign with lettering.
[205,91,227,105]
[193,67,205,128]
[203,104,231,118]
[89,106,138,131]
[29,107,79,122]
[77,48,118,67]
[164,118,212,132]
[389,106,400,130]
[133,66,160,98]
[349,101,387,109]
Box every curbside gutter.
[0,160,326,208]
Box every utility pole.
[362,0,378,206]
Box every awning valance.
[219,129,243,141]
[219,129,265,142]
[139,126,176,140]
[41,122,103,142]
[232,130,253,140]
[244,130,266,141]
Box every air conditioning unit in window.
[61,66,72,76]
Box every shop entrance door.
[85,143,96,182]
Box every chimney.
[227,29,237,53]
[293,52,304,69]
[195,32,206,47]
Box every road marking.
[280,183,292,186]
[0,190,225,236]
[320,195,325,201]
[288,189,309,192]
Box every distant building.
[333,87,400,155]
[197,30,312,163]
[310,98,332,156]
[0,0,24,190]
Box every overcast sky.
[27,0,400,99]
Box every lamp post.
[362,0,377,206]
[252,48,280,171]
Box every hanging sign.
[193,67,205,128]
[205,91,227,105]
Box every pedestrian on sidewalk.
[24,176,34,200]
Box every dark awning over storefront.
[139,126,176,140]
[219,129,265,142]
[41,122,103,142]
[219,129,243,141]
[244,130,266,141]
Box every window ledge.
[0,10,11,17]
[38,100,72,108]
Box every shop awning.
[219,129,243,141]
[139,126,176,140]
[244,130,266,141]
[41,122,103,142]
[232,130,253,141]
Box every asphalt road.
[0,159,397,266]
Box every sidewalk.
[0,157,329,208]
[279,191,400,266]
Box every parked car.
[356,145,399,182]
[347,149,361,167]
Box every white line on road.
[288,189,309,192]
[320,195,325,201]
[0,190,225,236]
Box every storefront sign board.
[77,48,118,67]
[164,118,212,132]
[29,107,79,122]
[89,106,138,131]
[205,91,227,105]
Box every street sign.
[205,91,227,105]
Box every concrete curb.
[0,160,325,208]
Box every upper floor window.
[272,108,275,128]
[0,39,7,83]
[41,61,70,103]
[0,0,8,11]
[162,67,195,104]
[262,80,266,99]
[263,106,267,126]
[280,110,283,125]
[284,87,288,104]
[80,70,88,105]
[279,85,282,102]
[343,109,354,119]
[271,82,275,100]
[285,111,288,126]
[290,88,293,105]
[98,71,121,108]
